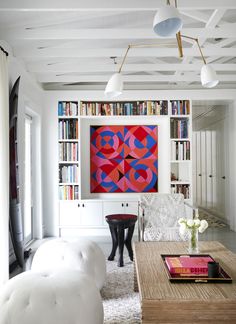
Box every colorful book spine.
[165,256,214,275]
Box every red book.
[165,256,214,275]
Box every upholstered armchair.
[139,193,198,241]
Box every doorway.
[192,102,229,224]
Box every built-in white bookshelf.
[58,101,79,200]
[170,100,192,200]
[57,98,192,236]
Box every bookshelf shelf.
[59,161,79,164]
[58,139,78,142]
[171,181,190,185]
[59,183,79,185]
[58,116,78,120]
[170,160,190,163]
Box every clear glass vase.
[188,227,199,254]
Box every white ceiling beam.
[36,74,236,83]
[207,38,236,48]
[0,0,236,11]
[180,10,210,24]
[175,9,226,80]
[27,63,236,73]
[3,26,236,40]
[205,9,226,29]
[14,47,236,58]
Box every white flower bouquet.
[178,217,208,253]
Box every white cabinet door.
[196,131,202,206]
[59,201,81,226]
[80,201,103,226]
[200,131,207,208]
[103,201,138,225]
[206,130,213,209]
[103,201,125,216]
[124,201,139,215]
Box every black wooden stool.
[105,214,137,267]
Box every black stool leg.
[108,225,118,261]
[117,225,125,267]
[125,224,135,261]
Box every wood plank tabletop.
[134,241,236,323]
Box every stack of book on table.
[165,256,214,276]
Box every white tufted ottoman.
[0,269,103,324]
[31,238,106,290]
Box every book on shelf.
[171,184,190,199]
[58,101,78,117]
[171,100,190,115]
[59,185,79,200]
[59,142,79,161]
[80,101,168,116]
[58,119,78,140]
[59,165,79,183]
[171,141,190,160]
[165,256,214,275]
[170,119,189,139]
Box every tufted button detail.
[31,238,106,290]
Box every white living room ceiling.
[0,0,236,90]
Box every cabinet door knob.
[82,203,85,207]
[122,203,124,207]
[78,204,80,208]
[198,174,202,176]
[209,175,212,178]
[222,176,226,179]
[126,203,128,207]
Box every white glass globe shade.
[201,64,219,88]
[104,73,123,98]
[153,5,183,37]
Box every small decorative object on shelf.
[178,215,208,254]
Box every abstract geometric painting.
[90,125,158,193]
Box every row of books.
[59,185,79,200]
[59,165,79,183]
[171,141,190,160]
[80,101,168,116]
[165,256,214,275]
[171,184,190,199]
[58,101,78,116]
[171,100,190,115]
[59,142,79,161]
[58,120,78,140]
[170,119,189,139]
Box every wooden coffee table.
[133,241,236,324]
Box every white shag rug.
[101,257,141,324]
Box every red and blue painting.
[90,125,158,193]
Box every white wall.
[43,89,236,236]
